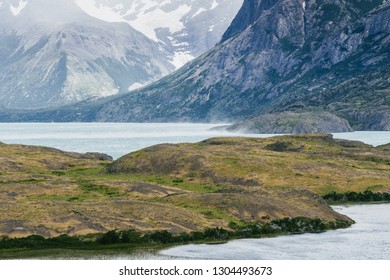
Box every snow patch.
[302,1,306,11]
[192,7,206,18]
[74,0,125,23]
[75,0,191,42]
[171,51,194,69]
[128,82,147,91]
[127,4,192,42]
[9,0,28,16]
[211,0,219,10]
[114,4,123,10]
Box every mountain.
[0,0,174,108]
[75,0,243,68]
[0,0,241,109]
[2,0,390,131]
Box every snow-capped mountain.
[0,0,241,109]
[75,0,243,68]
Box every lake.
[1,123,389,159]
[0,123,248,159]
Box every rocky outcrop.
[219,112,353,134]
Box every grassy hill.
[1,134,389,238]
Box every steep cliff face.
[2,0,390,130]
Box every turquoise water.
[1,123,389,159]
[0,123,235,159]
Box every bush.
[203,227,229,240]
[98,230,121,245]
[145,230,175,244]
[323,191,390,203]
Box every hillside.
[1,134,389,238]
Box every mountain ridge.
[0,0,240,109]
[1,0,389,131]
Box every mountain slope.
[75,0,243,68]
[0,0,177,109]
[70,1,390,127]
[1,0,390,130]
[0,0,241,109]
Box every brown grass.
[1,134,388,237]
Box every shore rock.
[220,112,353,134]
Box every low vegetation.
[0,134,389,256]
[323,191,390,204]
[0,217,352,252]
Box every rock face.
[220,112,353,134]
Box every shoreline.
[0,217,354,260]
[1,200,389,260]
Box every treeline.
[323,190,390,203]
[0,217,353,250]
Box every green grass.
[77,180,121,197]
[28,195,86,202]
[105,173,221,194]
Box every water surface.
[160,204,390,260]
[1,123,389,159]
[0,123,236,159]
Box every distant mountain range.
[0,0,241,109]
[1,0,389,131]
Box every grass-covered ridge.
[106,134,390,196]
[0,134,389,240]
